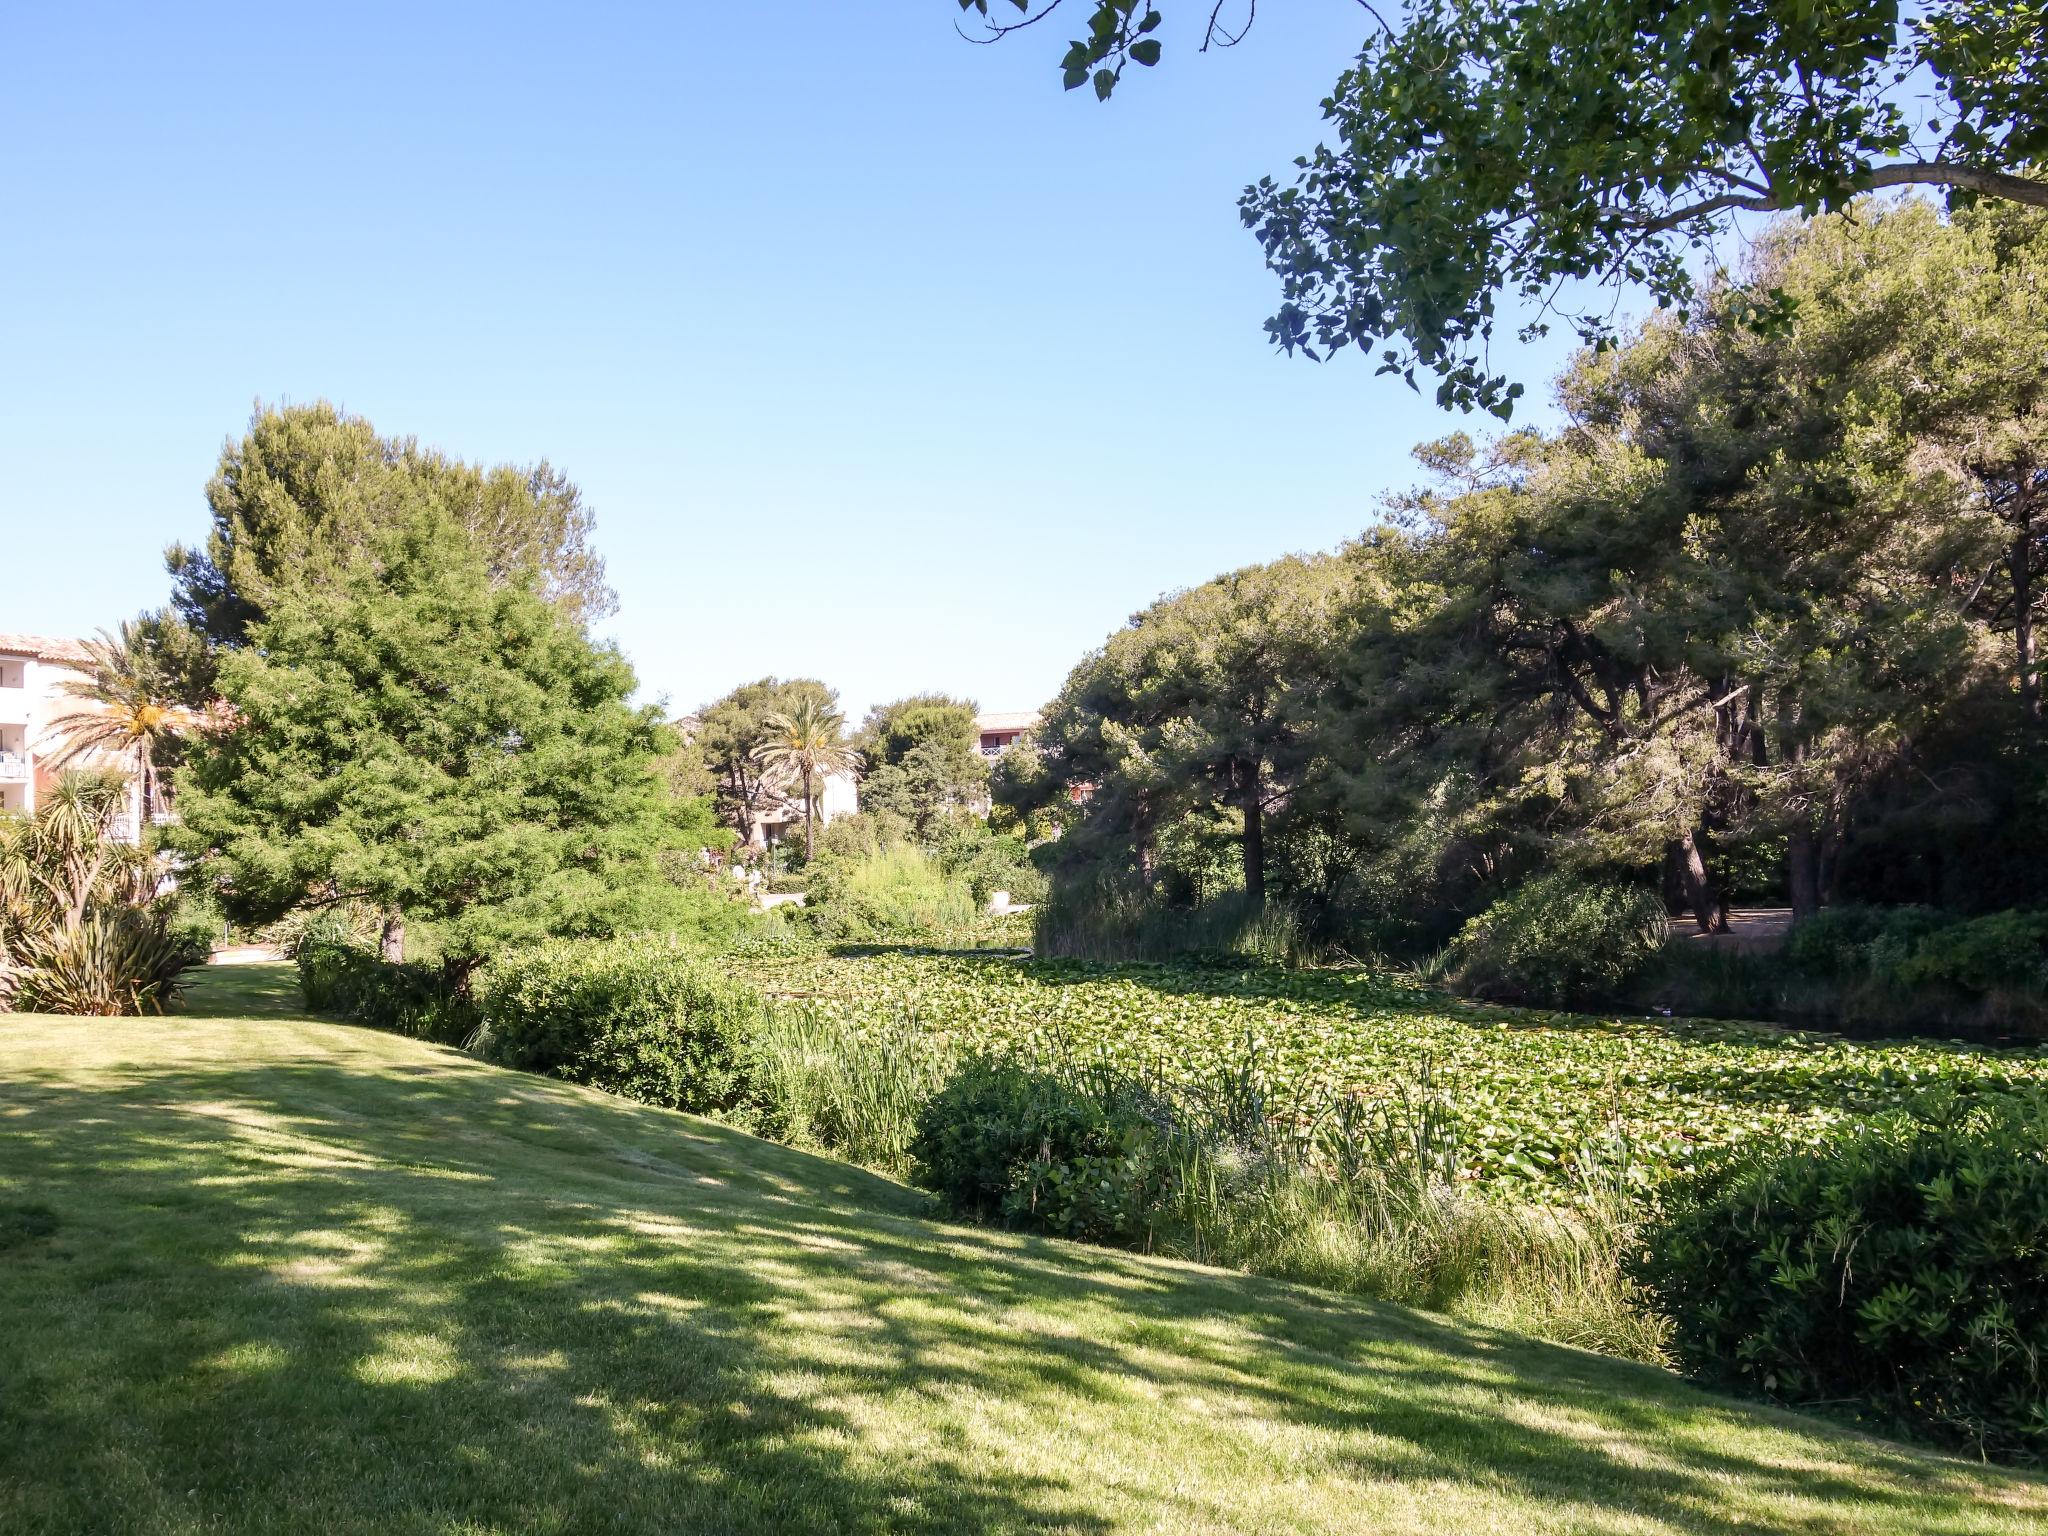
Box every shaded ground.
[1666,908,1795,953]
[0,967,2041,1534]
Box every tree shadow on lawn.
[0,1040,2039,1536]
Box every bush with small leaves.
[1636,1092,2048,1460]
[475,936,762,1113]
[1448,876,1667,1007]
[296,938,473,1044]
[910,1057,1173,1244]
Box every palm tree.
[755,697,861,860]
[40,622,196,823]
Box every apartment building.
[0,633,143,838]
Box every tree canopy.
[690,677,840,846]
[168,401,614,652]
[855,694,989,839]
[956,0,2048,414]
[1005,198,2048,944]
[170,510,683,978]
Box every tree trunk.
[1676,830,1725,933]
[1240,762,1266,905]
[380,911,406,964]
[2014,510,2038,720]
[802,769,816,861]
[1787,826,1822,921]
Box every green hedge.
[297,939,473,1043]
[1637,1093,2048,1460]
[474,936,761,1113]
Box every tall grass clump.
[1034,885,1320,967]
[744,1004,960,1175]
[801,843,982,942]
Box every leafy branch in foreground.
[955,0,2048,415]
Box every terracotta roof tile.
[0,633,92,664]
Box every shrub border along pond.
[297,935,2048,1462]
[1637,1090,2048,1461]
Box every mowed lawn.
[1,968,2042,1535]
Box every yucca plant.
[12,909,193,1016]
[0,769,195,1016]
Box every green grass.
[735,950,2048,1192]
[1,966,2043,1534]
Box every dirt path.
[1666,906,1793,953]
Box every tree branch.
[1624,160,2048,234]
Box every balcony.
[0,753,28,783]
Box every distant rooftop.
[975,711,1039,734]
[0,633,92,664]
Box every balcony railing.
[0,754,28,782]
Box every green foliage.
[755,694,860,862]
[296,937,474,1044]
[1639,1093,2048,1459]
[1014,553,1352,915]
[168,401,612,649]
[730,949,2048,1195]
[1447,876,1668,1008]
[172,509,684,975]
[928,820,1045,907]
[164,888,228,958]
[969,1,2048,414]
[476,936,762,1114]
[855,694,980,770]
[689,676,837,846]
[11,908,198,1018]
[910,1057,1173,1244]
[744,1005,961,1174]
[798,843,983,942]
[896,1021,1655,1354]
[1033,883,1315,965]
[1890,911,2048,993]
[0,770,197,1016]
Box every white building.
[0,633,145,839]
[751,768,858,849]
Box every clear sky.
[0,1,1584,721]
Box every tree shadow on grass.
[0,1036,2040,1535]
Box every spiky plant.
[0,769,193,1015]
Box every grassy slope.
[1,968,2041,1536]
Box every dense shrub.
[1637,1093,2048,1460]
[1668,904,2048,1037]
[1891,910,2048,993]
[297,938,474,1043]
[475,936,761,1113]
[1447,875,1667,1007]
[910,1058,1174,1243]
[930,822,1047,907]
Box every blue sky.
[0,1,1584,720]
